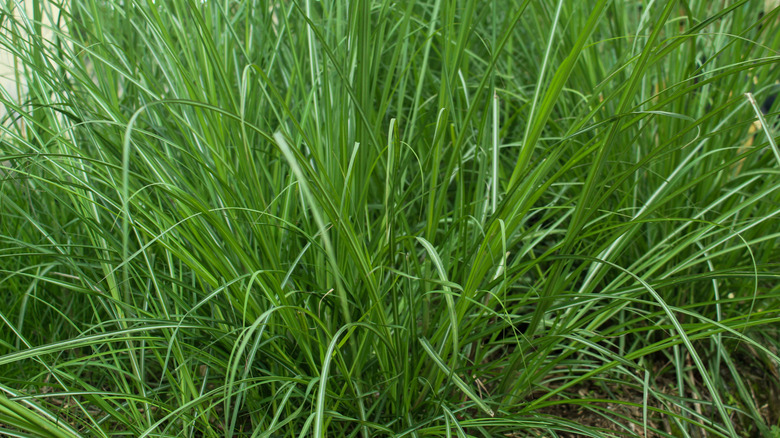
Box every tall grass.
[1,0,779,436]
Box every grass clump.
[1,0,779,436]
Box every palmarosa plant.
[1,0,779,436]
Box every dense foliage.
[1,0,779,436]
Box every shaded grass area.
[1,0,780,436]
